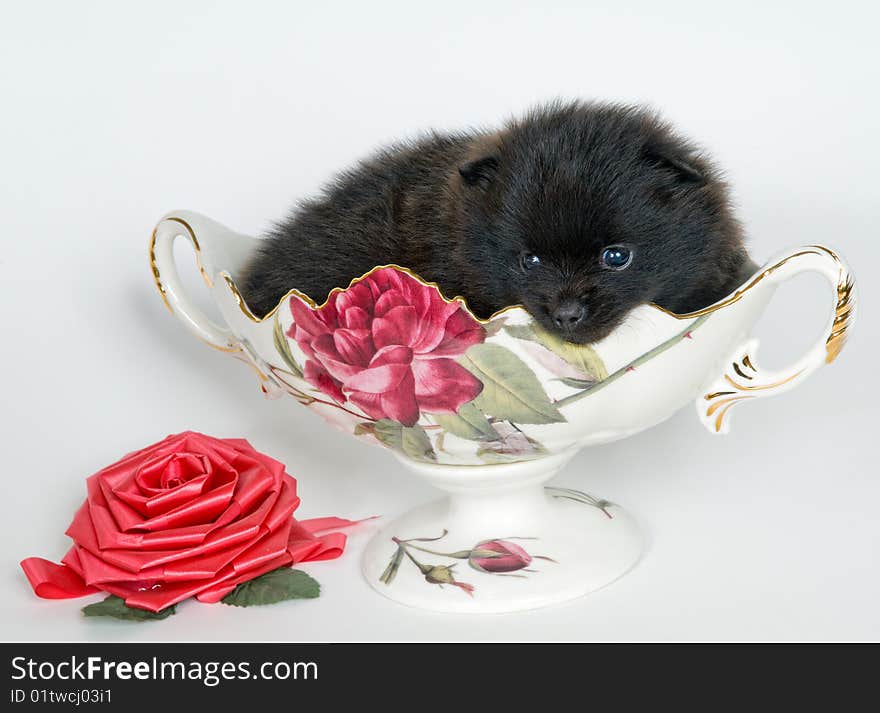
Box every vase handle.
[149,213,241,352]
[697,244,855,434]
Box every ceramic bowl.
[151,210,855,613]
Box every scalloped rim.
[220,250,839,326]
[151,216,844,329]
[219,263,530,326]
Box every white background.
[1,0,877,641]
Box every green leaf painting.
[505,323,607,381]
[368,420,437,462]
[273,315,304,377]
[380,545,405,585]
[460,344,565,424]
[432,401,498,441]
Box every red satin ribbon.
[21,516,364,611]
[20,557,99,599]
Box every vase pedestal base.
[362,475,643,614]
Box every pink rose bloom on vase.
[287,267,485,427]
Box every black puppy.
[241,101,751,344]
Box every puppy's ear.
[642,139,705,183]
[459,155,499,188]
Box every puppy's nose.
[552,299,586,330]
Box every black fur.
[241,101,751,344]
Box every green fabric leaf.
[221,568,320,607]
[82,596,176,621]
[461,344,565,424]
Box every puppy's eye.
[600,245,633,270]
[519,253,541,273]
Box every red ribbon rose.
[289,267,485,427]
[21,432,358,612]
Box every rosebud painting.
[380,530,555,596]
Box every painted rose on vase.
[288,267,485,425]
[266,266,612,464]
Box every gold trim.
[150,217,215,289]
[149,226,172,314]
[149,217,216,312]
[700,242,852,432]
[826,273,855,364]
[650,249,820,319]
[226,253,807,325]
[804,244,854,364]
[220,246,845,327]
[732,363,753,380]
[149,217,241,354]
[715,399,749,433]
[706,359,804,432]
[220,249,784,325]
[219,265,526,326]
[705,391,736,400]
[706,395,753,417]
[724,369,803,392]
